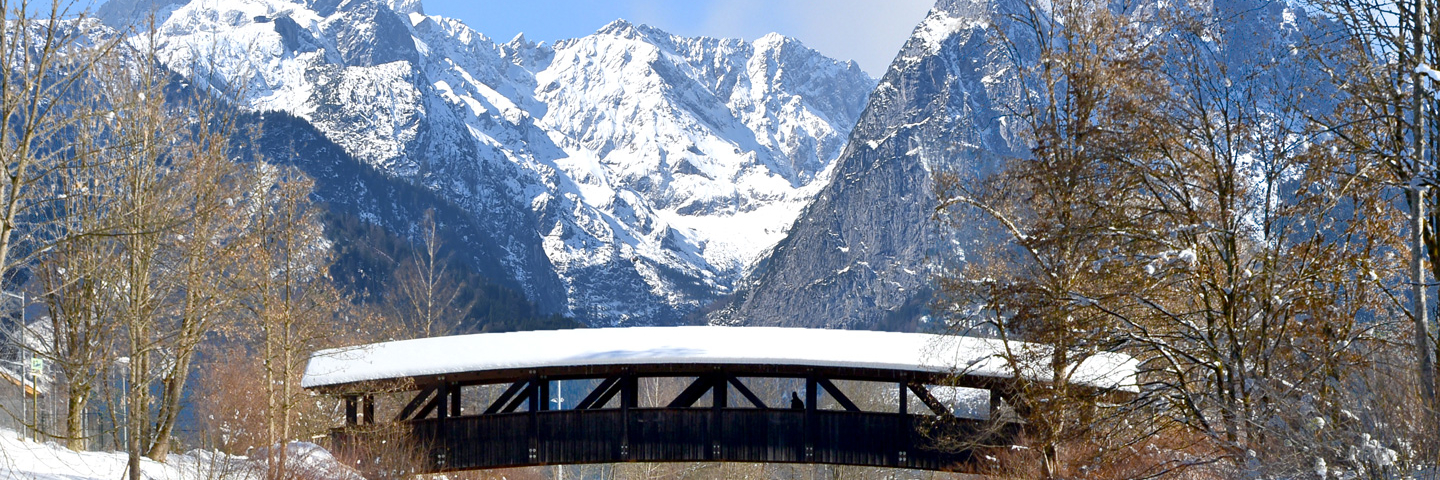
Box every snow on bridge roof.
[301,326,1138,392]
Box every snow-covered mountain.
[710,0,1023,329]
[99,0,874,325]
[711,0,1317,329]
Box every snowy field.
[0,429,356,480]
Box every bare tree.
[387,210,470,338]
[1304,0,1440,443]
[144,89,260,461]
[937,0,1413,476]
[934,0,1168,475]
[33,54,127,449]
[1,1,125,448]
[242,167,345,480]
[101,28,191,480]
[0,0,119,286]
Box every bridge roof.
[302,326,1137,392]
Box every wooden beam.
[436,384,449,420]
[502,381,537,413]
[587,378,626,409]
[344,396,358,425]
[417,385,448,420]
[712,374,727,409]
[898,381,908,415]
[990,388,1003,421]
[394,385,440,422]
[528,377,540,412]
[621,372,635,459]
[484,380,530,414]
[907,383,954,418]
[621,374,637,409]
[574,377,621,410]
[666,376,715,408]
[727,376,767,409]
[805,376,817,461]
[816,377,861,412]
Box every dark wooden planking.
[342,408,1005,473]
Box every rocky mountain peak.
[595,18,633,35]
[710,0,1024,330]
[111,0,875,325]
[716,0,1327,331]
[383,0,423,16]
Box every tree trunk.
[127,351,145,480]
[1410,0,1436,431]
[146,355,193,460]
[66,386,86,450]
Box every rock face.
[712,0,1319,330]
[711,0,1025,330]
[100,0,874,325]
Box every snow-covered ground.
[0,429,355,480]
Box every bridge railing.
[332,408,1017,472]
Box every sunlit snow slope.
[100,0,874,324]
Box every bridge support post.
[897,380,908,468]
[805,374,816,462]
[437,384,449,420]
[620,371,636,460]
[344,396,358,426]
[898,381,908,416]
[990,387,1003,421]
[449,384,461,417]
[435,381,449,470]
[528,375,541,463]
[709,373,727,460]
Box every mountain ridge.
[713,0,1321,330]
[100,0,874,325]
[711,0,1022,330]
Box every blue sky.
[420,0,934,77]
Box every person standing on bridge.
[790,391,804,410]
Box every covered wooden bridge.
[301,326,1136,473]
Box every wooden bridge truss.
[327,363,1023,473]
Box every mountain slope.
[712,0,1321,330]
[712,0,1022,329]
[101,0,874,324]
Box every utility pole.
[17,291,23,440]
[25,291,35,441]
[3,290,26,439]
[551,380,565,480]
